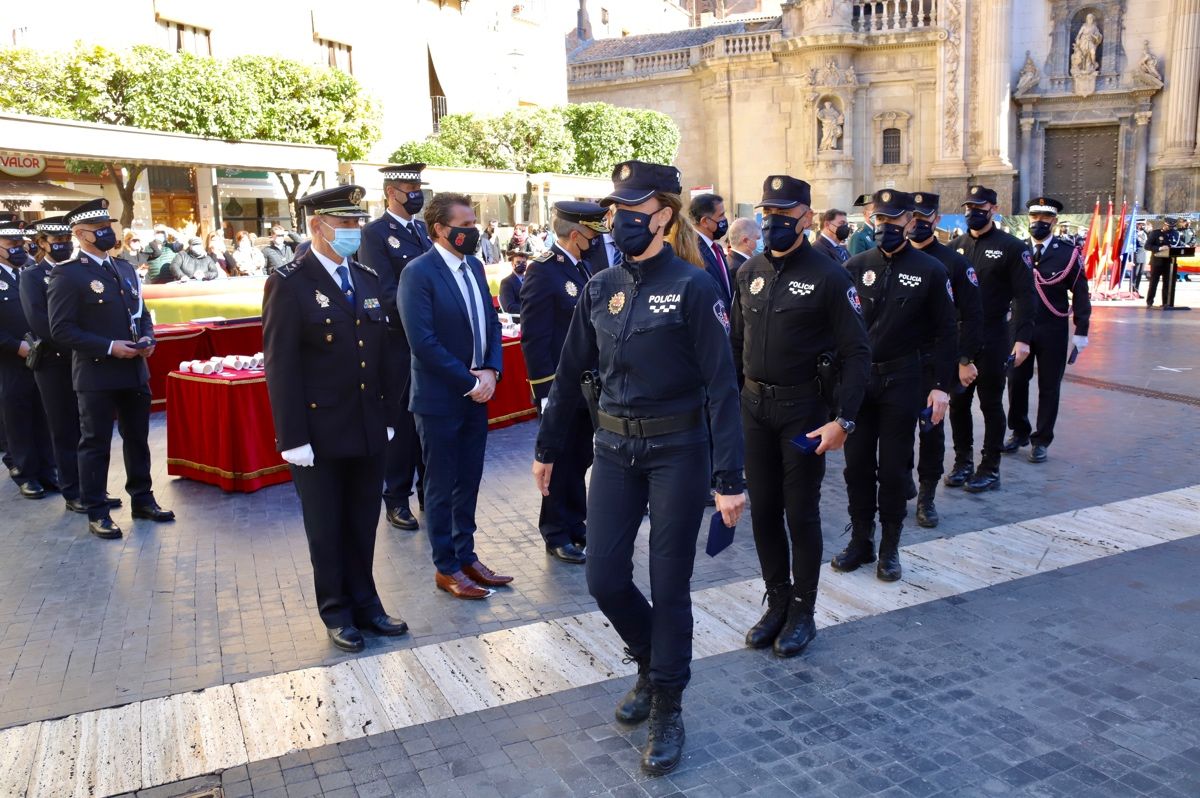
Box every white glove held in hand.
[540,398,549,412]
[387,427,395,441]
[281,444,315,467]
[1072,335,1089,350]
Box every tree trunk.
[274,171,321,231]
[107,163,145,230]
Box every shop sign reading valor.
[0,151,46,178]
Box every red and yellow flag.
[1082,197,1103,280]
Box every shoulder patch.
[275,261,299,279]
[946,279,955,302]
[1021,250,1033,269]
[846,286,862,315]
[534,250,553,262]
[966,266,979,287]
[713,300,730,334]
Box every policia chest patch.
[648,293,680,314]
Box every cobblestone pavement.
[0,305,1198,796]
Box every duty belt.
[871,352,921,375]
[744,378,820,400]
[597,409,703,438]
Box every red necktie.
[712,242,730,295]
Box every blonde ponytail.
[658,192,706,270]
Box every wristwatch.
[834,416,856,435]
[958,356,973,366]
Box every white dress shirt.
[433,243,489,391]
[386,209,417,235]
[312,245,352,292]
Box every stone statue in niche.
[817,100,844,151]
[1070,13,1102,76]
[1016,50,1040,94]
[1133,40,1163,88]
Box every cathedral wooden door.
[1042,125,1119,214]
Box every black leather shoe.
[877,524,903,582]
[773,597,816,658]
[40,477,61,493]
[964,470,1001,493]
[361,614,408,636]
[915,480,939,528]
[18,480,46,499]
[107,495,123,508]
[327,626,365,652]
[547,542,586,564]
[131,502,175,522]
[1001,434,1029,454]
[387,505,420,530]
[641,688,685,776]
[1028,444,1048,463]
[745,583,791,649]
[944,461,974,488]
[615,649,653,725]
[65,498,88,514]
[89,517,123,539]
[831,522,876,572]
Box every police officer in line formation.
[46,199,175,539]
[833,190,957,582]
[520,201,609,565]
[1004,197,1091,464]
[731,175,870,658]
[534,161,746,776]
[946,185,1035,494]
[906,193,983,527]
[262,184,409,653]
[0,215,56,498]
[358,163,431,532]
[498,247,527,315]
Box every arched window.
[882,128,901,164]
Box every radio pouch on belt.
[816,351,840,420]
[581,370,601,429]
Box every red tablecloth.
[490,337,537,429]
[165,370,290,492]
[205,319,264,359]
[149,324,212,408]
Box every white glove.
[386,426,395,441]
[1072,335,1089,351]
[281,443,315,467]
[540,398,548,412]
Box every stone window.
[882,128,901,164]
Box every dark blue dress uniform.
[907,193,984,526]
[20,216,87,506]
[48,199,168,535]
[836,190,957,581]
[262,185,405,646]
[358,164,431,528]
[731,175,871,657]
[536,163,744,705]
[521,201,608,553]
[0,217,55,496]
[947,186,1034,490]
[1007,197,1091,458]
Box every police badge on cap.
[602,161,683,207]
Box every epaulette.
[275,261,300,279]
[353,261,378,277]
[533,250,553,262]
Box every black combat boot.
[877,523,903,582]
[1001,434,1029,453]
[641,687,685,776]
[915,480,939,528]
[614,649,653,724]
[773,591,817,658]
[944,460,974,488]
[964,463,1001,493]
[831,520,876,572]
[745,583,791,649]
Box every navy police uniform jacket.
[844,243,959,392]
[0,265,33,365]
[535,243,744,493]
[261,249,401,459]
[918,239,984,362]
[519,244,590,403]
[358,212,432,336]
[19,259,70,360]
[1027,236,1091,336]
[47,254,153,391]
[950,227,1034,345]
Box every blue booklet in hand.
[706,510,735,557]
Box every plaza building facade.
[567,0,1199,217]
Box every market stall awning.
[0,180,97,201]
[0,112,339,175]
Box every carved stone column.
[928,0,968,201]
[975,0,1014,173]
[1160,0,1200,163]
[1133,111,1152,206]
[1018,116,1035,203]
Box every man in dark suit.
[587,231,616,274]
[48,199,174,539]
[519,201,607,565]
[812,208,851,264]
[690,193,733,304]
[262,184,408,653]
[0,216,55,498]
[398,192,513,600]
[359,163,432,531]
[260,225,295,274]
[498,249,528,315]
[848,194,877,256]
[726,217,760,275]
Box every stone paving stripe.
[1,484,1196,798]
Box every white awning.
[0,180,98,201]
[0,112,339,175]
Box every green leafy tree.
[561,103,635,176]
[628,109,681,166]
[388,139,462,167]
[488,108,575,174]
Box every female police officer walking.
[532,160,745,776]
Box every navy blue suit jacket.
[398,247,503,416]
[699,239,733,305]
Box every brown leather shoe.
[463,560,514,587]
[435,570,490,600]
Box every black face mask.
[710,217,728,241]
[48,242,74,263]
[874,222,907,252]
[513,262,527,276]
[908,219,935,243]
[1029,221,1053,241]
[445,225,480,256]
[5,245,28,267]
[87,226,118,251]
[611,208,660,258]
[834,223,851,241]
[965,208,991,231]
[403,191,425,215]
[763,214,801,253]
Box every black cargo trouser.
[845,362,923,526]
